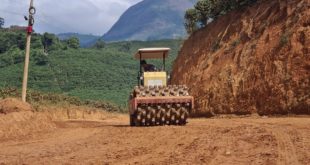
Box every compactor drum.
[128,48,194,126]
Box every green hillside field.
[0,30,183,108]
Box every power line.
[0,6,82,33]
[39,10,81,33]
[0,8,67,32]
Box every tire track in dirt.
[272,128,299,165]
[234,118,310,165]
[0,117,309,164]
[0,130,99,162]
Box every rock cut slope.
[172,0,309,116]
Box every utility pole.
[22,0,35,102]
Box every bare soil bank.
[172,0,309,116]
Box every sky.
[0,0,142,35]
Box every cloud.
[0,0,142,35]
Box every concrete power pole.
[22,0,35,102]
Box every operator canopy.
[134,48,170,60]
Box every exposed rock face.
[172,0,309,116]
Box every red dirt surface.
[0,98,33,114]
[0,112,309,165]
[172,0,310,116]
[0,98,54,140]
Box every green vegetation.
[184,9,198,34]
[93,39,106,49]
[66,37,80,49]
[42,32,63,52]
[57,33,100,48]
[185,0,258,33]
[0,28,183,109]
[0,87,121,112]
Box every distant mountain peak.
[103,0,197,42]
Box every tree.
[194,0,211,27]
[119,42,131,52]
[42,33,55,52]
[184,8,198,34]
[184,0,259,33]
[42,33,63,52]
[33,50,49,65]
[31,33,44,50]
[0,17,4,28]
[67,37,80,49]
[93,39,105,49]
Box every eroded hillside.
[172,0,309,116]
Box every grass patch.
[0,87,123,112]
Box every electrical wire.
[0,8,68,32]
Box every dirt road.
[0,115,309,165]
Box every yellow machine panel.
[143,72,167,86]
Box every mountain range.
[103,0,197,42]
